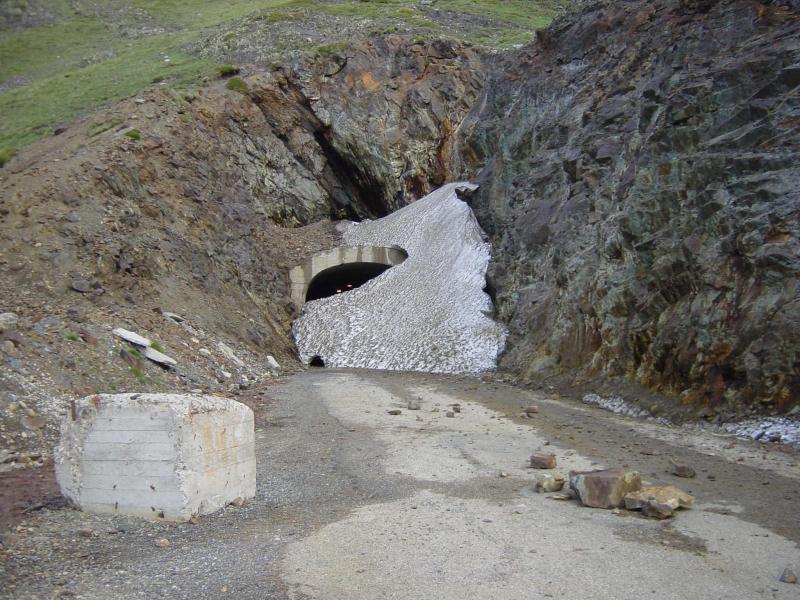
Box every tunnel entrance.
[309,355,325,367]
[305,262,392,302]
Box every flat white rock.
[293,182,507,373]
[112,328,151,347]
[144,346,177,367]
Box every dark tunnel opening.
[305,262,392,302]
[309,355,325,367]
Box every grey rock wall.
[453,0,800,414]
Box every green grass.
[64,332,81,342]
[0,0,566,157]
[125,129,142,140]
[225,76,249,94]
[313,40,352,56]
[150,341,165,353]
[218,64,240,77]
[438,0,566,29]
[0,147,16,167]
[129,367,147,384]
[87,116,124,138]
[0,35,216,150]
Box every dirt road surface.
[2,370,799,599]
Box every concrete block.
[55,393,256,521]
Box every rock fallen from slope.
[530,452,557,469]
[569,468,642,509]
[534,474,565,493]
[670,460,696,478]
[624,485,695,518]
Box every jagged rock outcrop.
[454,0,800,415]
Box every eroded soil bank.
[2,370,798,599]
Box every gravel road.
[2,369,799,599]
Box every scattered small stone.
[642,501,675,520]
[217,342,244,367]
[2,340,18,356]
[670,459,696,478]
[162,312,185,323]
[451,404,461,413]
[189,515,200,525]
[530,452,557,469]
[534,474,565,493]
[266,355,280,370]
[70,277,92,293]
[77,528,94,538]
[407,398,422,410]
[0,312,19,329]
[499,471,509,478]
[548,493,573,501]
[154,538,171,548]
[569,468,642,509]
[229,497,245,507]
[388,409,402,415]
[21,414,47,430]
[524,405,539,415]
[445,411,455,418]
[779,568,797,584]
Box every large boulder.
[569,468,642,508]
[55,393,256,521]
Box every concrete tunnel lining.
[289,245,407,308]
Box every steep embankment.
[454,0,800,418]
[0,37,484,459]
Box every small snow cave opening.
[309,355,325,367]
[305,262,392,302]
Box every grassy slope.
[0,0,566,159]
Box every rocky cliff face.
[454,0,800,416]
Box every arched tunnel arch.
[289,245,407,308]
[305,262,392,302]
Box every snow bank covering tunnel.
[292,183,507,373]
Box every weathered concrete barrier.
[55,393,255,521]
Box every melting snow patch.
[292,183,507,373]
[719,417,800,447]
[582,393,655,419]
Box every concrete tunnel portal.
[289,245,408,308]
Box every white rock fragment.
[144,346,177,367]
[293,182,507,373]
[0,312,19,329]
[217,342,244,367]
[112,328,152,347]
[55,393,255,521]
[266,355,280,370]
